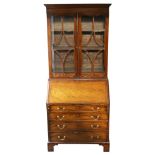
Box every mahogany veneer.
[47,79,109,104]
[45,4,111,152]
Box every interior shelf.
[82,47,104,50]
[52,46,74,50]
[52,31,104,35]
[52,46,104,51]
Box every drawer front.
[49,131,108,143]
[48,112,108,121]
[48,104,108,112]
[48,121,108,131]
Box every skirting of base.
[47,142,110,152]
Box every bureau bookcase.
[45,4,111,152]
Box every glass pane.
[51,16,75,73]
[81,16,105,73]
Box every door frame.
[77,14,108,78]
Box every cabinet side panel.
[104,15,109,78]
[47,14,52,78]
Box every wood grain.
[45,4,111,78]
[48,121,108,132]
[47,79,109,104]
[49,131,108,143]
[48,112,108,121]
[47,14,52,78]
[45,4,111,152]
[47,104,108,112]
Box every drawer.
[48,112,108,121]
[47,104,108,112]
[48,121,108,131]
[49,131,108,143]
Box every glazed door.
[50,15,106,78]
[78,15,106,78]
[51,15,77,78]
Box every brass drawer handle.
[91,135,100,139]
[57,124,66,129]
[57,115,64,120]
[90,115,100,120]
[57,135,66,141]
[57,106,65,111]
[91,124,99,129]
[92,106,100,111]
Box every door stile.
[103,16,109,78]
[74,15,78,77]
[47,14,52,78]
[77,14,82,77]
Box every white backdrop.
[0,0,155,154]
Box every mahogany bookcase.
[45,4,111,152]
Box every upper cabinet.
[45,4,111,78]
